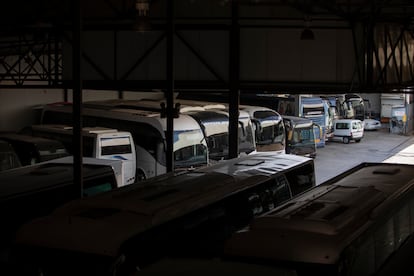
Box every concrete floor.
[314,128,414,185]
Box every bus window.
[83,174,117,197]
[174,144,207,168]
[100,137,133,156]
[172,128,208,167]
[272,175,292,206]
[248,109,285,152]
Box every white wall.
[0,89,64,131]
[0,89,168,132]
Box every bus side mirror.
[238,121,246,137]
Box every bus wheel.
[135,170,146,182]
[343,137,350,144]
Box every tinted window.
[174,144,207,168]
[83,174,116,196]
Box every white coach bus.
[41,103,208,181]
[169,99,285,153]
[85,99,256,161]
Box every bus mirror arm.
[251,119,261,132]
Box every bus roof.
[28,124,123,137]
[239,105,282,122]
[86,99,250,128]
[199,151,311,180]
[15,152,313,257]
[239,105,277,113]
[282,115,314,127]
[185,110,228,123]
[0,158,117,202]
[0,132,66,151]
[42,104,165,136]
[109,108,203,132]
[224,162,414,265]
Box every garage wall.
[0,88,173,132]
[62,27,356,85]
[240,28,354,82]
[0,89,63,132]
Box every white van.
[331,119,364,144]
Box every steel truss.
[370,24,414,89]
[0,32,62,87]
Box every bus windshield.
[302,106,324,116]
[253,111,284,148]
[238,121,256,155]
[289,126,316,158]
[292,127,315,146]
[173,129,208,168]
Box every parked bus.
[168,101,257,158]
[0,157,123,272]
[238,105,285,153]
[84,99,257,160]
[109,108,208,172]
[319,95,348,120]
[14,152,315,275]
[172,97,286,153]
[224,162,414,276]
[0,133,68,166]
[0,139,21,171]
[282,115,317,158]
[21,125,136,186]
[40,103,208,181]
[297,96,330,147]
[250,94,329,148]
[181,108,256,161]
[345,93,365,121]
[319,94,366,122]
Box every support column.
[73,0,83,197]
[365,8,375,88]
[228,1,240,159]
[166,0,175,172]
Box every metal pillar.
[166,0,175,172]
[228,1,240,159]
[366,20,374,88]
[73,0,83,197]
